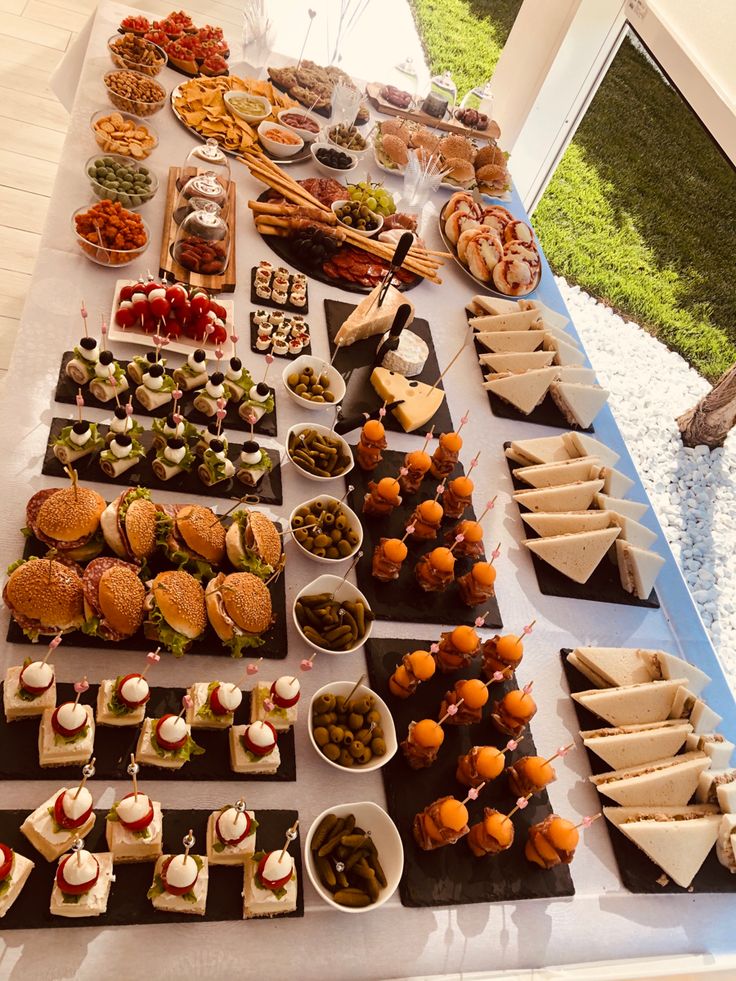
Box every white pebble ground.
[557,277,736,685]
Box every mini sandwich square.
[229,725,280,774]
[149,855,208,916]
[96,679,147,727]
[135,718,201,771]
[105,800,164,863]
[49,852,114,918]
[206,808,258,865]
[3,665,56,721]
[186,682,235,731]
[242,854,297,918]
[20,788,97,862]
[38,706,95,768]
[250,683,297,731]
[0,852,34,917]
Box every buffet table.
[1,3,735,977]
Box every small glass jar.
[173,171,228,224]
[177,138,231,190]
[173,203,230,276]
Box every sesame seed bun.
[150,570,206,640]
[175,505,226,566]
[124,498,158,559]
[475,144,506,169]
[439,134,476,163]
[381,134,409,168]
[380,119,411,144]
[225,510,283,576]
[97,564,145,638]
[206,572,272,642]
[3,558,84,635]
[443,157,475,187]
[34,486,105,543]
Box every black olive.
[79,337,96,352]
[229,357,242,372]
[147,363,164,378]
[167,437,185,449]
[193,348,206,362]
[165,413,178,428]
[99,350,114,365]
[113,406,127,420]
[210,371,225,385]
[255,382,270,397]
[114,433,132,448]
[209,438,225,453]
[72,421,89,435]
[242,439,260,454]
[146,351,159,364]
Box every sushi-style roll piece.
[89,351,129,404]
[173,349,209,391]
[52,420,104,465]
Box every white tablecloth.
[2,4,735,978]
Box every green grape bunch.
[346,180,396,218]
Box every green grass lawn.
[409,0,736,381]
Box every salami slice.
[25,489,57,534]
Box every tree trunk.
[677,364,736,448]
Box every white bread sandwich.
[695,769,736,809]
[106,794,163,863]
[562,432,620,467]
[524,527,620,583]
[475,330,544,353]
[514,479,605,513]
[716,813,736,872]
[136,715,204,770]
[483,367,559,415]
[555,366,597,385]
[581,720,693,770]
[3,660,56,722]
[229,721,280,774]
[543,333,584,366]
[606,513,657,550]
[0,845,33,917]
[467,295,521,317]
[568,646,710,692]
[600,466,635,498]
[518,298,570,331]
[479,350,555,373]
[590,751,711,806]
[690,698,723,734]
[186,681,242,731]
[549,381,609,429]
[686,733,733,768]
[469,309,540,332]
[206,802,257,865]
[615,540,665,600]
[243,849,297,918]
[38,703,95,768]
[604,804,720,887]
[149,849,208,916]
[596,494,648,520]
[250,677,300,731]
[50,848,114,918]
[571,677,689,726]
[505,435,569,466]
[521,510,612,537]
[513,458,601,488]
[21,786,96,862]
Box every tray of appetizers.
[504,437,663,608]
[439,195,542,298]
[0,679,297,781]
[324,298,455,436]
[6,489,288,659]
[345,444,503,629]
[0,804,302,927]
[561,648,736,894]
[364,637,575,906]
[43,416,283,505]
[55,348,278,439]
[365,83,501,142]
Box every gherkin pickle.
[309,809,387,907]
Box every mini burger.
[225,509,283,580]
[100,488,158,563]
[26,486,106,561]
[443,156,475,189]
[144,570,206,657]
[205,572,272,657]
[156,504,226,580]
[82,557,145,641]
[3,556,84,641]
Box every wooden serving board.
[365,83,501,142]
[159,166,237,292]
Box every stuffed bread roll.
[135,364,176,411]
[88,351,130,404]
[198,440,236,486]
[105,405,144,445]
[223,357,253,403]
[99,434,146,478]
[152,437,195,482]
[236,441,272,487]
[66,336,101,385]
[173,349,208,392]
[151,413,199,451]
[193,372,229,417]
[128,351,166,386]
[52,421,105,465]
[238,383,274,424]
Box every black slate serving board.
[55,352,278,438]
[0,683,295,782]
[346,449,502,629]
[561,650,735,894]
[249,312,312,360]
[505,444,659,609]
[0,807,302,929]
[43,417,283,506]
[365,638,574,907]
[250,266,309,315]
[324,299,454,436]
[7,530,288,660]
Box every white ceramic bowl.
[257,120,304,159]
[289,494,363,564]
[224,90,271,123]
[281,355,346,411]
[325,124,370,158]
[307,681,397,772]
[331,199,384,238]
[305,800,403,912]
[276,107,323,143]
[309,142,358,177]
[292,574,372,655]
[286,422,354,483]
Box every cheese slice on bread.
[549,381,609,429]
[524,527,620,583]
[581,720,693,770]
[514,479,605,513]
[590,750,711,806]
[513,458,601,488]
[607,513,657,549]
[505,435,570,466]
[479,350,555,373]
[615,540,665,599]
[595,494,648,520]
[469,309,540,332]
[563,432,620,467]
[600,466,635,498]
[483,367,560,415]
[475,330,544,353]
[571,677,689,726]
[521,510,612,537]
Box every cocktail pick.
[247,657,263,676]
[542,743,574,766]
[45,549,57,585]
[300,651,319,672]
[216,405,227,437]
[400,523,416,543]
[178,694,193,719]
[228,664,253,693]
[296,7,317,70]
[420,427,435,453]
[65,463,79,502]
[230,332,239,357]
[73,758,96,800]
[328,551,362,600]
[433,482,446,503]
[42,634,62,664]
[72,835,85,865]
[100,317,108,351]
[76,389,85,424]
[262,352,274,384]
[574,813,602,830]
[466,451,481,477]
[141,648,161,678]
[127,754,140,801]
[279,819,299,861]
[457,410,470,436]
[473,608,495,628]
[490,541,502,564]
[80,301,88,337]
[506,793,533,818]
[73,676,89,706]
[183,829,195,858]
[461,781,486,804]
[109,366,121,408]
[208,494,250,528]
[521,620,536,637]
[448,533,465,554]
[438,697,464,724]
[126,397,134,417]
[343,674,366,710]
[430,335,470,393]
[172,388,183,424]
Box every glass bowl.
[90,109,158,159]
[72,204,150,266]
[85,153,158,208]
[103,70,167,117]
[107,33,167,76]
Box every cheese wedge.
[567,647,655,688]
[519,299,569,331]
[544,334,585,366]
[514,479,605,513]
[686,733,733,768]
[556,366,596,384]
[475,331,544,353]
[600,466,634,498]
[605,806,721,887]
[483,367,559,415]
[596,494,648,520]
[696,768,736,805]
[514,458,601,488]
[653,651,710,695]
[615,540,665,599]
[524,527,619,583]
[522,510,612,537]
[479,351,555,373]
[563,432,620,468]
[505,436,569,466]
[549,381,610,429]
[469,309,540,332]
[690,699,722,734]
[370,368,444,433]
[581,720,693,769]
[334,286,414,347]
[590,751,711,807]
[572,677,689,726]
[617,814,720,887]
[467,295,520,317]
[607,513,657,549]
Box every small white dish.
[223,90,271,123]
[292,574,372,655]
[285,422,354,483]
[288,494,363,564]
[281,355,346,411]
[257,120,304,159]
[307,681,397,772]
[309,142,358,176]
[331,199,384,238]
